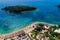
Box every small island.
[2,6,37,13]
[57,4,60,8]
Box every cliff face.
[2,6,37,13]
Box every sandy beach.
[0,22,54,39]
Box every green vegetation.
[49,35,55,40]
[37,24,44,27]
[34,24,45,32]
[56,36,60,40]
[57,24,60,29]
[34,27,42,32]
[47,25,60,40]
[48,26,56,33]
[11,39,15,40]
[31,30,38,39]
[31,24,60,40]
[2,6,36,13]
[31,30,38,36]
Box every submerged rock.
[2,6,37,13]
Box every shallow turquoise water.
[0,0,60,34]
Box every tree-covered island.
[57,4,60,8]
[2,6,37,13]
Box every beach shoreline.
[0,21,55,39]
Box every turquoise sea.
[0,0,60,34]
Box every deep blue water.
[0,0,60,34]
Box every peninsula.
[2,6,36,13]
